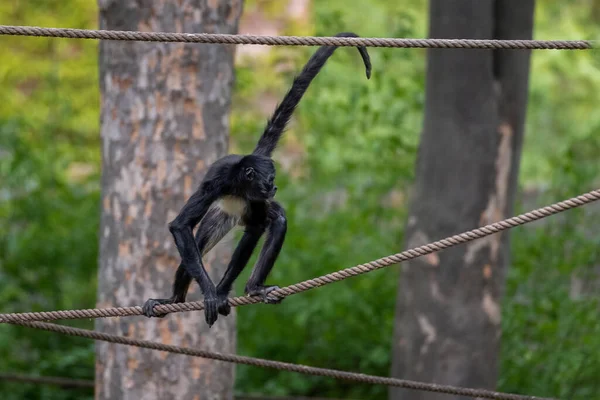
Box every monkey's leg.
[142,207,236,319]
[148,190,227,326]
[215,225,265,315]
[244,202,287,304]
[141,264,191,318]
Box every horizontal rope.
[12,321,553,400]
[236,396,354,400]
[0,373,350,400]
[1,188,598,324]
[0,373,346,400]
[0,372,93,388]
[0,25,594,50]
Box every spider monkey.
[142,32,372,327]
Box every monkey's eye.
[245,167,255,181]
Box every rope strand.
[1,188,598,324]
[0,373,93,388]
[0,25,594,49]
[12,321,553,400]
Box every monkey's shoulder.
[198,154,244,194]
[204,154,243,177]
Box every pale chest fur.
[216,195,247,217]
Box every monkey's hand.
[141,297,177,318]
[203,288,220,327]
[245,285,284,304]
[216,289,232,317]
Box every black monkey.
[142,32,372,327]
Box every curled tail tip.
[356,45,372,79]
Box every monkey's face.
[236,156,277,201]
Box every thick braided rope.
[0,25,594,50]
[0,373,94,388]
[12,321,553,400]
[1,188,598,324]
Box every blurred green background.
[0,1,599,399]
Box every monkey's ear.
[245,167,255,181]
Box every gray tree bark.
[95,1,243,399]
[390,1,535,399]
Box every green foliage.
[0,2,99,400]
[0,1,599,400]
[496,5,600,397]
[500,124,600,399]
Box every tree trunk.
[390,1,534,399]
[95,1,243,399]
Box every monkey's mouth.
[261,186,277,199]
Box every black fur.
[142,32,372,327]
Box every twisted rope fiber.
[0,376,355,400]
[0,25,593,50]
[12,321,552,400]
[1,188,598,324]
[0,373,94,388]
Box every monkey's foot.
[141,298,176,318]
[245,285,284,304]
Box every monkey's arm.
[142,207,236,320]
[165,188,224,326]
[215,224,266,316]
[244,201,287,303]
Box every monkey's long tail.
[253,32,371,158]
